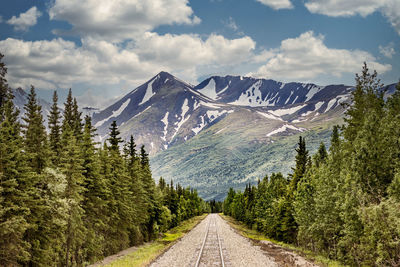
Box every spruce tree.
[62,89,74,131]
[48,90,62,166]
[72,98,83,139]
[105,123,132,253]
[81,116,108,262]
[60,125,86,266]
[22,85,49,173]
[0,68,31,265]
[108,121,123,152]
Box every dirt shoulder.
[219,214,322,267]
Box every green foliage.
[224,64,400,265]
[0,57,31,264]
[0,57,208,266]
[48,90,62,166]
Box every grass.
[220,214,347,267]
[104,214,207,267]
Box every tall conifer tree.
[48,90,61,166]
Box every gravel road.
[150,214,278,267]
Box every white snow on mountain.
[305,85,323,102]
[266,124,305,137]
[326,98,337,112]
[200,101,221,109]
[192,116,206,135]
[171,99,190,140]
[139,77,156,105]
[192,109,230,135]
[256,111,284,121]
[217,84,229,97]
[269,104,306,116]
[285,90,294,105]
[229,80,264,107]
[197,78,218,100]
[161,112,169,142]
[314,101,324,111]
[94,98,131,128]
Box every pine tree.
[22,85,49,173]
[60,125,86,266]
[139,145,159,239]
[108,121,123,152]
[81,116,108,262]
[105,123,132,253]
[124,136,147,244]
[62,89,74,132]
[72,98,83,139]
[0,62,31,264]
[48,90,62,166]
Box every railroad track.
[195,214,225,267]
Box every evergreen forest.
[223,64,400,266]
[0,53,209,266]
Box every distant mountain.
[92,71,398,200]
[92,71,241,155]
[194,75,353,109]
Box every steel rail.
[195,215,225,267]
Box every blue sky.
[0,0,399,108]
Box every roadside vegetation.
[223,64,400,266]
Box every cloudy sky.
[0,0,399,108]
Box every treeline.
[0,53,208,266]
[224,64,400,266]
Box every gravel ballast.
[150,214,278,267]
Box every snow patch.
[229,80,265,107]
[200,101,221,109]
[269,104,306,116]
[256,111,283,121]
[326,98,337,112]
[305,85,323,102]
[197,78,218,100]
[284,91,293,105]
[192,110,228,135]
[314,101,324,111]
[171,99,190,140]
[94,99,131,128]
[266,124,305,137]
[139,78,156,105]
[217,84,229,97]
[192,116,206,135]
[161,112,169,142]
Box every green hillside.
[151,109,343,200]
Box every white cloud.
[0,33,257,90]
[134,32,256,68]
[251,31,391,81]
[379,42,396,58]
[6,6,42,31]
[256,0,293,10]
[49,0,200,41]
[304,0,400,35]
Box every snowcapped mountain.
[92,72,239,155]
[92,72,354,156]
[194,75,353,109]
[91,71,363,200]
